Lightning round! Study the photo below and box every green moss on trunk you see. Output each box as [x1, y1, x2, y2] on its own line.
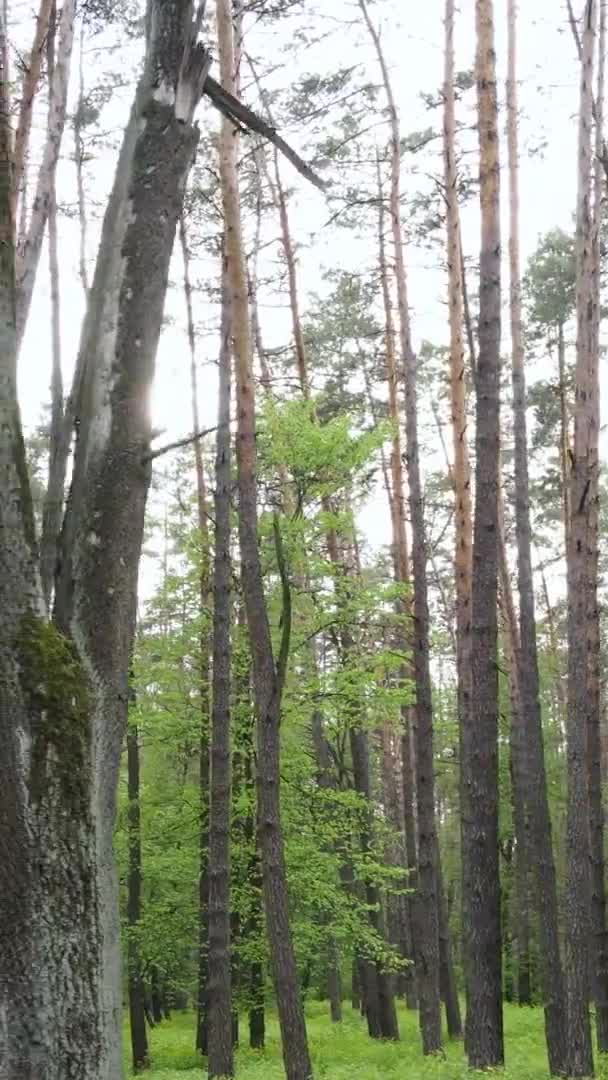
[17, 613, 91, 815]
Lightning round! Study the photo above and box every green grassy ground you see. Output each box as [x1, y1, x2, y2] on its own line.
[125, 1001, 608, 1079]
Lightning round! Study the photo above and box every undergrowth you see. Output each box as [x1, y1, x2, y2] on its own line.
[125, 1000, 608, 1079]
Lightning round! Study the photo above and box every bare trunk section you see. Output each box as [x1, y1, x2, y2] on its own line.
[215, 4, 312, 1077]
[74, 22, 90, 298]
[207, 246, 234, 1079]
[498, 553, 531, 1009]
[462, 0, 503, 1067]
[587, 0, 608, 1053]
[443, 0, 473, 772]
[360, 0, 441, 1051]
[565, 2, 597, 1074]
[127, 722, 150, 1072]
[376, 158, 418, 1013]
[506, 2, 567, 1070]
[180, 215, 213, 1057]
[11, 0, 54, 222]
[16, 0, 76, 350]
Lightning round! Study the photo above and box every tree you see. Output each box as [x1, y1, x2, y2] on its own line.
[0, 3, 209, 1075]
[565, 0, 599, 1073]
[358, 0, 441, 1052]
[461, 0, 503, 1067]
[506, 1, 567, 1072]
[127, 718, 150, 1072]
[215, 2, 313, 1077]
[207, 252, 234, 1078]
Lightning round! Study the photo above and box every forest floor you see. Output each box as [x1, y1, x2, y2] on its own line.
[124, 1000, 608, 1078]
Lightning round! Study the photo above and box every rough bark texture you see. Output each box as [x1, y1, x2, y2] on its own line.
[215, 3, 312, 1077]
[0, 8, 209, 1077]
[588, 0, 608, 1053]
[127, 723, 150, 1072]
[462, 0, 504, 1067]
[207, 251, 234, 1079]
[565, 2, 597, 1075]
[506, 2, 567, 1070]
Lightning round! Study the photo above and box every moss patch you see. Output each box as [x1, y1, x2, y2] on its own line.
[17, 613, 91, 815]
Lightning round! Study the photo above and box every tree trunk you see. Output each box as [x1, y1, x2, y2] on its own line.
[362, 5, 441, 1049]
[207, 247, 234, 1078]
[443, 0, 473, 782]
[127, 722, 150, 1072]
[506, 1, 567, 1068]
[215, 3, 312, 1076]
[15, 0, 76, 349]
[436, 838, 462, 1038]
[11, 0, 54, 221]
[0, 9, 209, 1077]
[462, 0, 503, 1067]
[181, 216, 213, 1058]
[565, 1, 597, 1074]
[588, 0, 608, 1053]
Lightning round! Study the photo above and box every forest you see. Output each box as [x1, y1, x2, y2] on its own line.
[0, 0, 606, 1078]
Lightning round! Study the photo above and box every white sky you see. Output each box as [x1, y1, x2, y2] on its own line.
[12, 0, 602, 581]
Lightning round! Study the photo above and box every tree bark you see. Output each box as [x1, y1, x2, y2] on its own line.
[461, 0, 503, 1067]
[11, 0, 54, 221]
[0, 9, 209, 1077]
[215, 3, 312, 1076]
[506, 1, 567, 1070]
[565, 2, 597, 1074]
[207, 246, 234, 1078]
[587, 0, 608, 1053]
[127, 721, 150, 1072]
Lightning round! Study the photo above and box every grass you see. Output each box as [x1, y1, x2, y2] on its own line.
[125, 1001, 608, 1079]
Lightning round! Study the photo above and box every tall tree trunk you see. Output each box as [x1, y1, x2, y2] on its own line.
[181, 216, 213, 1057]
[10, 0, 54, 221]
[15, 0, 76, 349]
[499, 574, 531, 1009]
[443, 0, 473, 774]
[216, 4, 312, 1077]
[0, 7, 209, 1077]
[462, 0, 503, 1067]
[360, 0, 441, 1051]
[207, 250, 233, 1079]
[587, 0, 608, 1053]
[565, 2, 597, 1074]
[506, 1, 567, 1070]
[127, 722, 150, 1073]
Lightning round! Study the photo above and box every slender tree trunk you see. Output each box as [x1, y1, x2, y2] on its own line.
[15, 0, 76, 349]
[443, 0, 473, 778]
[506, 1, 567, 1069]
[216, 4, 312, 1076]
[558, 323, 571, 549]
[127, 723, 149, 1072]
[587, 0, 608, 1053]
[360, 1, 441, 1049]
[181, 216, 213, 1057]
[565, 2, 597, 1074]
[499, 580, 531, 1009]
[462, 0, 503, 1067]
[207, 249, 234, 1078]
[10, 0, 54, 221]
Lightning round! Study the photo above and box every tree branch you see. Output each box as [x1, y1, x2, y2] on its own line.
[203, 73, 329, 191]
[144, 424, 221, 463]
